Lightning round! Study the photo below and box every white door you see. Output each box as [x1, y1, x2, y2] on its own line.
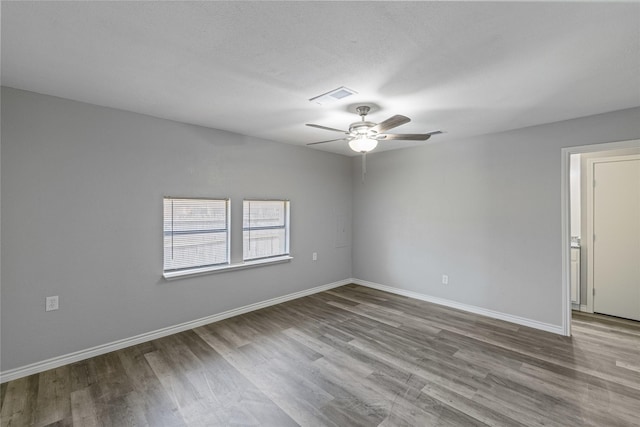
[592, 157, 640, 321]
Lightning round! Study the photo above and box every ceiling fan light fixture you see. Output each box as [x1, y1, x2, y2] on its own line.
[349, 135, 378, 153]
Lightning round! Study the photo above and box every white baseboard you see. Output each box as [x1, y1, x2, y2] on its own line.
[352, 278, 564, 335]
[580, 304, 589, 312]
[0, 279, 352, 384]
[2, 277, 565, 383]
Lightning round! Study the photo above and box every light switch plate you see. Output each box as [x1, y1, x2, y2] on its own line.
[46, 296, 59, 311]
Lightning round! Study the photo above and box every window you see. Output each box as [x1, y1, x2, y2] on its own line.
[243, 200, 290, 261]
[163, 197, 229, 272]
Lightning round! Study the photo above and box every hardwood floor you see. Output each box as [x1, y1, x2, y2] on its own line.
[2, 284, 639, 426]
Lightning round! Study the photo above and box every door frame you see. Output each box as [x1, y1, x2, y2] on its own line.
[560, 139, 640, 336]
[586, 154, 640, 314]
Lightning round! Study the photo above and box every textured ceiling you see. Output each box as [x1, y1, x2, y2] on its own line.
[2, 1, 639, 156]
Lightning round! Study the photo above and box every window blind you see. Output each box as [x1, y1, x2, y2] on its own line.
[243, 200, 290, 261]
[163, 197, 229, 272]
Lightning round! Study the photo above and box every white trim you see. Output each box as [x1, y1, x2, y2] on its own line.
[585, 156, 594, 313]
[0, 278, 351, 384]
[163, 255, 293, 280]
[580, 304, 588, 312]
[353, 278, 564, 335]
[561, 148, 572, 336]
[560, 139, 640, 336]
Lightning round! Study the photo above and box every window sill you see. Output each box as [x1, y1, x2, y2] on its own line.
[163, 255, 293, 281]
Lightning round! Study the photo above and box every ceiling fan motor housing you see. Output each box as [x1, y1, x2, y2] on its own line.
[349, 121, 377, 136]
[356, 105, 371, 116]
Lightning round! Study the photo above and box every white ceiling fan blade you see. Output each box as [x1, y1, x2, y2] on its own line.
[377, 133, 431, 141]
[306, 124, 349, 134]
[306, 138, 347, 146]
[371, 115, 410, 133]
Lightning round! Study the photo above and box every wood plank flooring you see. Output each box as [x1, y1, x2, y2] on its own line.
[2, 284, 639, 426]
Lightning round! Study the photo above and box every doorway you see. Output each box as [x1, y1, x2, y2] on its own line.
[561, 139, 640, 336]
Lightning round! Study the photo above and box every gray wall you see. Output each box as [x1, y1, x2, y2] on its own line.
[2, 85, 639, 373]
[1, 87, 352, 372]
[352, 107, 640, 327]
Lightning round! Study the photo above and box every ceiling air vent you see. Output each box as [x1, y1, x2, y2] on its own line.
[309, 86, 357, 105]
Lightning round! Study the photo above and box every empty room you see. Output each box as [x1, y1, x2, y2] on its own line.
[1, 1, 640, 426]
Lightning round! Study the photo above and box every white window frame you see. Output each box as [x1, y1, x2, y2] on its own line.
[243, 199, 290, 261]
[163, 196, 230, 275]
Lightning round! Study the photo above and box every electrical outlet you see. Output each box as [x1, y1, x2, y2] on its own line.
[312, 252, 318, 261]
[442, 275, 449, 285]
[46, 296, 59, 311]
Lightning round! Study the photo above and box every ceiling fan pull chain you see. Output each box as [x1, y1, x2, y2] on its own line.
[362, 152, 367, 183]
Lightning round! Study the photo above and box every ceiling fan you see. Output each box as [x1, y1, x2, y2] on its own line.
[306, 106, 442, 153]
